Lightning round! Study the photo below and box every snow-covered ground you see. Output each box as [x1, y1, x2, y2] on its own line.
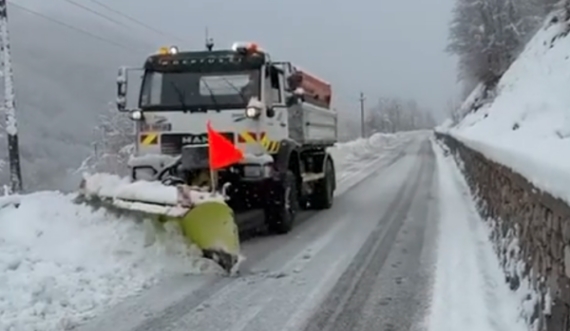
[426, 140, 531, 331]
[437, 13, 570, 205]
[0, 192, 218, 331]
[0, 132, 401, 331]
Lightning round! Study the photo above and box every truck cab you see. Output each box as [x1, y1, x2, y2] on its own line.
[116, 42, 337, 234]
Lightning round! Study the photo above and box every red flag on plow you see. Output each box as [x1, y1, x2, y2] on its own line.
[207, 121, 244, 170]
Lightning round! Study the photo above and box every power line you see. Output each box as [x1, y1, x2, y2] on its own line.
[84, 0, 186, 43]
[60, 0, 131, 29]
[8, 2, 142, 52]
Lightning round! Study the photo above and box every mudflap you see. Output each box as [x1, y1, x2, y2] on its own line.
[160, 201, 241, 275]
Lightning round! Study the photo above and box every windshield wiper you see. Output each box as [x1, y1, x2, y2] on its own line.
[169, 81, 193, 113]
[200, 79, 221, 111]
[220, 76, 249, 105]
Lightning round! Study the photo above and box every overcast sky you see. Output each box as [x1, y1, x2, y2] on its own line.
[16, 0, 459, 118]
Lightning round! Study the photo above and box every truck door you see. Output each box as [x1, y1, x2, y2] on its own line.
[265, 66, 288, 143]
[116, 67, 144, 152]
[117, 67, 144, 112]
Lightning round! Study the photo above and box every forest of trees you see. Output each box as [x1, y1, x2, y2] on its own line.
[363, 97, 436, 136]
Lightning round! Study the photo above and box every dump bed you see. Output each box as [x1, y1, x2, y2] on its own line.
[287, 102, 337, 147]
[277, 62, 337, 147]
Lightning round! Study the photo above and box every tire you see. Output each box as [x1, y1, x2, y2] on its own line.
[227, 181, 260, 211]
[264, 170, 299, 234]
[309, 157, 334, 210]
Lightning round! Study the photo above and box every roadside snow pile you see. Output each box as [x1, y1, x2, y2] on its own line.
[329, 131, 418, 173]
[439, 14, 570, 204]
[427, 140, 531, 331]
[0, 192, 219, 331]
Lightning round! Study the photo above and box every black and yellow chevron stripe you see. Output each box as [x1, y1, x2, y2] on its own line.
[260, 135, 280, 153]
[239, 131, 280, 153]
[140, 133, 158, 145]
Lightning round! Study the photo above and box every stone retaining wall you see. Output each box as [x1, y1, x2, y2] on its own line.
[435, 132, 570, 331]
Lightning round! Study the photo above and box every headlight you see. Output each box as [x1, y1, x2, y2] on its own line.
[129, 110, 143, 120]
[245, 107, 260, 118]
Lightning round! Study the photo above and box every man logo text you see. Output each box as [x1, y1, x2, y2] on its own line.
[182, 135, 207, 145]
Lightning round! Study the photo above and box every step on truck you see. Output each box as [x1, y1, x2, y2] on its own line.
[77, 41, 338, 274]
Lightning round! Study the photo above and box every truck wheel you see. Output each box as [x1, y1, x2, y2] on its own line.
[264, 170, 299, 234]
[310, 158, 334, 210]
[227, 182, 260, 211]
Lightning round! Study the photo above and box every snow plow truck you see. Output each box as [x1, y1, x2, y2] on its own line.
[77, 42, 338, 274]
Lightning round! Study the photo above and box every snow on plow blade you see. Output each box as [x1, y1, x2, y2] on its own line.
[77, 174, 241, 274]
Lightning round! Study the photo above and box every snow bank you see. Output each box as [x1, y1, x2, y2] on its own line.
[443, 15, 570, 204]
[329, 131, 418, 173]
[427, 139, 531, 331]
[0, 192, 222, 331]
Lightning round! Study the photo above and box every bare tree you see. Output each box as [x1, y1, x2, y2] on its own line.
[365, 97, 436, 134]
[448, 0, 547, 85]
[75, 104, 134, 175]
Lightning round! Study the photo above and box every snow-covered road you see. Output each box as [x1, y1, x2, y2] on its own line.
[75, 133, 424, 331]
[76, 133, 433, 331]
[1, 132, 531, 331]
[302, 138, 437, 331]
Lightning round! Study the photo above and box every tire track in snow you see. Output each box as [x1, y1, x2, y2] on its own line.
[355, 143, 437, 331]
[158, 140, 426, 331]
[302, 140, 434, 331]
[143, 143, 418, 331]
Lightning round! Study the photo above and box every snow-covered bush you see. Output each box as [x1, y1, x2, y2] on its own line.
[74, 104, 134, 176]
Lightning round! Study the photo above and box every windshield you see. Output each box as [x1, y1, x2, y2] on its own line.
[139, 70, 261, 111]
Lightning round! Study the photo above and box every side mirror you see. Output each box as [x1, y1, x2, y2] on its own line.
[266, 107, 275, 118]
[117, 66, 128, 112]
[286, 96, 299, 107]
[286, 88, 305, 107]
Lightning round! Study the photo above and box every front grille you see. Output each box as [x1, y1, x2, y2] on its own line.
[181, 146, 209, 169]
[160, 142, 180, 155]
[160, 132, 235, 155]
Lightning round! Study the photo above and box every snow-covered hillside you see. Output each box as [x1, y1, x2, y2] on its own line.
[2, 3, 154, 191]
[439, 13, 570, 205]
[0, 133, 400, 331]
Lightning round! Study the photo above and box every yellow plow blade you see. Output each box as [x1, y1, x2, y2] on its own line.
[76, 174, 241, 274]
[160, 201, 240, 274]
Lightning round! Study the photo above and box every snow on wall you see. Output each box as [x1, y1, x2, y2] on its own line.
[428, 139, 533, 331]
[444, 13, 570, 206]
[438, 139, 543, 330]
[433, 17, 570, 325]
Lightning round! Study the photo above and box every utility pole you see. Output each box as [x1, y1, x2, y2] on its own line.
[0, 0, 23, 193]
[205, 26, 214, 51]
[359, 92, 365, 138]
